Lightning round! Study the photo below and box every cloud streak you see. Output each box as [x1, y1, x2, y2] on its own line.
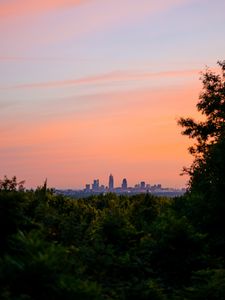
[3, 69, 200, 90]
[0, 56, 92, 62]
[0, 0, 189, 53]
[0, 0, 186, 19]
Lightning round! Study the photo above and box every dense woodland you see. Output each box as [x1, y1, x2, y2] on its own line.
[0, 61, 225, 299]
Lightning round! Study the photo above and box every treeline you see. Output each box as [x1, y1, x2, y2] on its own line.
[0, 177, 224, 300]
[0, 61, 224, 299]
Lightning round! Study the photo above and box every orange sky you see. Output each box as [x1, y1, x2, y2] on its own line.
[0, 81, 201, 188]
[0, 0, 224, 188]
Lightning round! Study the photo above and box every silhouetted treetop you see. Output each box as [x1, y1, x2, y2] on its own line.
[0, 175, 25, 192]
[178, 60, 225, 157]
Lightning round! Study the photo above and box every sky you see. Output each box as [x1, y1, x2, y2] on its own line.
[0, 0, 225, 189]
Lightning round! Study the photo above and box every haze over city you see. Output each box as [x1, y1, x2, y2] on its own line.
[1, 0, 225, 189]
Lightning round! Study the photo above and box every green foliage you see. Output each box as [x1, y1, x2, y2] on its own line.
[0, 176, 25, 192]
[178, 60, 225, 183]
[178, 61, 225, 259]
[0, 190, 30, 253]
[0, 173, 223, 299]
[150, 212, 206, 288]
[179, 269, 225, 300]
[0, 230, 102, 300]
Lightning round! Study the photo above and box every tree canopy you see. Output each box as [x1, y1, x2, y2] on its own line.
[178, 60, 225, 187]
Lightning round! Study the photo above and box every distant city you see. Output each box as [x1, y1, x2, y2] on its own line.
[56, 174, 186, 198]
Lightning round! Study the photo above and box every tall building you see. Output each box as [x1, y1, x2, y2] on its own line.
[109, 174, 114, 190]
[140, 181, 146, 189]
[122, 178, 127, 189]
[85, 184, 90, 191]
[92, 179, 99, 190]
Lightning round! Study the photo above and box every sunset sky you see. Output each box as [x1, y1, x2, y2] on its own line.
[1, 0, 225, 189]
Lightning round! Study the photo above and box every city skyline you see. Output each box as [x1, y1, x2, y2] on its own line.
[83, 174, 180, 190]
[56, 173, 185, 198]
[1, 0, 225, 188]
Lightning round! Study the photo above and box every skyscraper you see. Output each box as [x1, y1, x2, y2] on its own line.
[122, 178, 127, 190]
[92, 179, 99, 190]
[109, 174, 114, 190]
[140, 181, 146, 189]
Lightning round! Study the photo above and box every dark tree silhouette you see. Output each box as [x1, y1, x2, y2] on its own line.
[178, 60, 225, 258]
[0, 175, 25, 191]
[178, 60, 225, 188]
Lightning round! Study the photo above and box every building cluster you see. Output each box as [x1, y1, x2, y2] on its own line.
[56, 174, 186, 198]
[82, 174, 185, 197]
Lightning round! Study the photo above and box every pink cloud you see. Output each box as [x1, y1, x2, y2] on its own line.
[0, 0, 86, 18]
[0, 0, 187, 19]
[0, 0, 189, 53]
[0, 56, 91, 62]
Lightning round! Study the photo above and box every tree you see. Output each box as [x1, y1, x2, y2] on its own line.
[0, 175, 25, 192]
[178, 60, 225, 189]
[178, 60, 225, 257]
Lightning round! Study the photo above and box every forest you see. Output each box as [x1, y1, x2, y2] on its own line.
[0, 61, 224, 300]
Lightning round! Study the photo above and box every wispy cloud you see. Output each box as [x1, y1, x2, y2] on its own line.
[0, 56, 93, 62]
[0, 0, 86, 18]
[3, 69, 200, 90]
[0, 0, 189, 52]
[0, 0, 187, 19]
[0, 100, 17, 110]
